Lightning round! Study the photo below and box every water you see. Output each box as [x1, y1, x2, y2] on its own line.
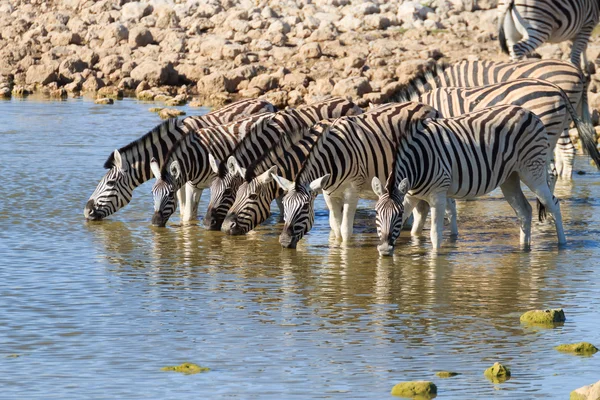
[1, 97, 599, 399]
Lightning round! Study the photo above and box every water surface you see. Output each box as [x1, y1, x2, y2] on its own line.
[1, 97, 599, 399]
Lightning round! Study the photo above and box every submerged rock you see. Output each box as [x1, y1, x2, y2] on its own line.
[520, 309, 566, 325]
[148, 107, 163, 113]
[484, 362, 511, 383]
[555, 342, 598, 356]
[571, 380, 600, 400]
[161, 362, 209, 374]
[158, 108, 185, 119]
[435, 371, 459, 378]
[94, 98, 114, 105]
[390, 381, 437, 398]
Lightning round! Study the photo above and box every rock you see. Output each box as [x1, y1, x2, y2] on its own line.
[248, 74, 279, 93]
[395, 60, 435, 85]
[129, 27, 153, 47]
[520, 309, 566, 325]
[11, 86, 31, 97]
[436, 371, 459, 378]
[161, 362, 209, 374]
[94, 98, 114, 104]
[571, 380, 600, 400]
[25, 64, 58, 85]
[197, 72, 235, 95]
[82, 75, 105, 92]
[390, 381, 437, 398]
[0, 86, 10, 98]
[555, 342, 598, 356]
[137, 90, 155, 101]
[130, 61, 178, 86]
[200, 37, 229, 60]
[97, 86, 123, 99]
[122, 2, 153, 21]
[484, 362, 511, 383]
[282, 73, 309, 88]
[158, 108, 186, 119]
[332, 77, 372, 98]
[299, 43, 322, 59]
[165, 94, 187, 106]
[262, 90, 288, 109]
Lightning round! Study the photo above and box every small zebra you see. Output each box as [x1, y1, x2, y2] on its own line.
[268, 102, 440, 248]
[498, 0, 600, 74]
[208, 98, 362, 231]
[151, 97, 361, 227]
[394, 59, 595, 178]
[84, 98, 275, 220]
[372, 104, 566, 255]
[400, 78, 599, 186]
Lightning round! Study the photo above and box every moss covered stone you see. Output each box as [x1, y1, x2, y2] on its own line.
[555, 342, 598, 355]
[435, 371, 459, 378]
[158, 108, 186, 119]
[484, 362, 511, 383]
[148, 107, 163, 113]
[390, 381, 437, 398]
[520, 309, 565, 325]
[161, 362, 210, 374]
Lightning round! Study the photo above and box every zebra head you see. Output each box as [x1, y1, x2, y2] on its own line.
[84, 149, 133, 221]
[372, 176, 409, 256]
[204, 155, 246, 231]
[150, 158, 181, 227]
[272, 173, 330, 249]
[221, 164, 279, 235]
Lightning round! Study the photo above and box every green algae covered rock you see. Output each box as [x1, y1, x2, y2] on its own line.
[555, 342, 598, 356]
[391, 381, 437, 398]
[570, 380, 600, 400]
[161, 362, 210, 374]
[435, 371, 459, 378]
[520, 309, 565, 325]
[148, 107, 163, 113]
[484, 362, 511, 383]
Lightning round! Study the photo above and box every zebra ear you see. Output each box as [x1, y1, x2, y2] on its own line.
[397, 178, 410, 196]
[309, 174, 330, 192]
[227, 156, 246, 177]
[113, 149, 127, 171]
[169, 160, 181, 180]
[371, 177, 385, 197]
[271, 173, 294, 192]
[208, 154, 220, 174]
[257, 165, 278, 184]
[150, 157, 161, 180]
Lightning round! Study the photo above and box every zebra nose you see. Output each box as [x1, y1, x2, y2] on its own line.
[377, 243, 394, 257]
[152, 211, 167, 227]
[84, 199, 100, 220]
[204, 217, 221, 231]
[279, 232, 298, 249]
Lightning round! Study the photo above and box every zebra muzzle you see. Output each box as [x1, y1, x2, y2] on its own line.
[84, 199, 101, 220]
[221, 217, 242, 235]
[152, 212, 168, 227]
[377, 242, 395, 257]
[279, 232, 298, 249]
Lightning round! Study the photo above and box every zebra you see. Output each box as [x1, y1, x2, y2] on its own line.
[267, 102, 441, 248]
[399, 78, 600, 188]
[497, 0, 600, 75]
[394, 58, 595, 178]
[372, 104, 566, 255]
[151, 97, 361, 227]
[83, 98, 275, 221]
[207, 97, 362, 231]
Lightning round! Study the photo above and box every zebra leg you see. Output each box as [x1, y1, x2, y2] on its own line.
[428, 192, 447, 250]
[341, 191, 360, 242]
[177, 185, 186, 218]
[323, 193, 343, 239]
[181, 184, 202, 222]
[555, 129, 575, 179]
[191, 186, 202, 219]
[571, 26, 593, 80]
[411, 200, 430, 236]
[502, 3, 548, 60]
[547, 158, 558, 195]
[275, 196, 284, 223]
[500, 173, 532, 247]
[446, 198, 458, 237]
[523, 177, 567, 245]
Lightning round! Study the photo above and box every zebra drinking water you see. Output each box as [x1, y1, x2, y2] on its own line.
[84, 98, 275, 221]
[151, 97, 361, 227]
[208, 98, 362, 232]
[372, 104, 566, 255]
[268, 102, 440, 248]
[498, 0, 600, 74]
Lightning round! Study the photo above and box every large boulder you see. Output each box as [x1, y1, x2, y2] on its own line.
[332, 77, 372, 98]
[25, 63, 58, 85]
[130, 60, 178, 86]
[571, 380, 600, 400]
[197, 72, 236, 94]
[121, 2, 153, 21]
[129, 27, 153, 48]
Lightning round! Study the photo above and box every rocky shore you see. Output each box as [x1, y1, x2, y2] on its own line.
[2, 0, 600, 111]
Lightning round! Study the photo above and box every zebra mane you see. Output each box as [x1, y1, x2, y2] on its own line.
[243, 109, 311, 182]
[391, 61, 449, 103]
[294, 119, 339, 189]
[103, 118, 177, 169]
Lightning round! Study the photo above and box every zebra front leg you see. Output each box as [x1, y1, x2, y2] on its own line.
[177, 185, 186, 218]
[323, 193, 343, 239]
[523, 176, 567, 245]
[500, 173, 532, 247]
[428, 193, 447, 250]
[276, 196, 284, 223]
[411, 200, 430, 236]
[182, 184, 202, 222]
[446, 198, 458, 236]
[340, 190, 359, 242]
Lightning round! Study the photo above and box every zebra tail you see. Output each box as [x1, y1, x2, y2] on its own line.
[536, 199, 547, 222]
[569, 99, 600, 169]
[498, 1, 513, 55]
